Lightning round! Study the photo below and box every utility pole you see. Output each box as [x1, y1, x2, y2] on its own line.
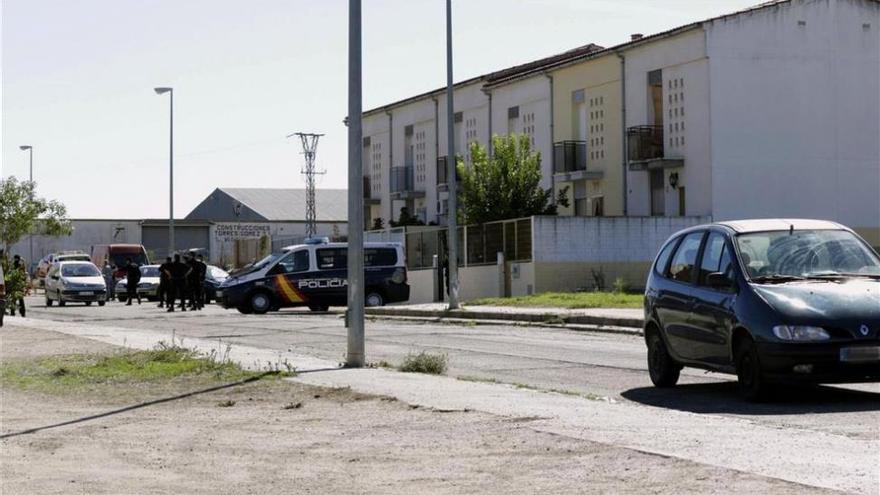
[154, 87, 175, 257]
[19, 145, 34, 265]
[288, 132, 325, 239]
[445, 0, 461, 309]
[346, 0, 365, 367]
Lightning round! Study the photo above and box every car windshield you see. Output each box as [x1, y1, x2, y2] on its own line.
[735, 229, 880, 280]
[208, 266, 228, 280]
[61, 263, 101, 277]
[141, 266, 160, 277]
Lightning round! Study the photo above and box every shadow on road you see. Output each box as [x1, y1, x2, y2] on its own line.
[622, 382, 880, 415]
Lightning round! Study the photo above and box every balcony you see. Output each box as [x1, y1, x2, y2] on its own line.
[627, 125, 684, 171]
[363, 176, 380, 205]
[390, 165, 424, 199]
[552, 140, 602, 182]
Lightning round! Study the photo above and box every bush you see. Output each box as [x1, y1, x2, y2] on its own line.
[399, 351, 447, 375]
[612, 277, 629, 294]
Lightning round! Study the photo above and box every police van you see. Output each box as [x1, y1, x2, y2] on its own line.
[217, 241, 409, 314]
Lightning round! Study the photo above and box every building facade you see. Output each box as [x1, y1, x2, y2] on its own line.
[360, 0, 879, 248]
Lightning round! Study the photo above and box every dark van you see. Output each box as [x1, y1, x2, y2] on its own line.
[91, 244, 151, 278]
[218, 241, 409, 314]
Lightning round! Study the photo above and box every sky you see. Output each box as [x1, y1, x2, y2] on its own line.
[2, 0, 760, 219]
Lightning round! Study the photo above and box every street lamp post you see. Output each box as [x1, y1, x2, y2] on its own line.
[154, 87, 175, 257]
[346, 0, 365, 367]
[445, 0, 461, 309]
[19, 145, 34, 266]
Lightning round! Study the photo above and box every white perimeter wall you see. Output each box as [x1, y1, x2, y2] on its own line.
[706, 0, 880, 231]
[8, 220, 143, 263]
[532, 215, 711, 263]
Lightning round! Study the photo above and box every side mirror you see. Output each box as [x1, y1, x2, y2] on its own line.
[706, 272, 734, 290]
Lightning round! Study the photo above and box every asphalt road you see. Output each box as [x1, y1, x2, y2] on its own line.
[15, 295, 879, 444]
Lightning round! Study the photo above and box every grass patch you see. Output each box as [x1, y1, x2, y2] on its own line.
[469, 291, 642, 309]
[0, 341, 260, 395]
[399, 351, 447, 375]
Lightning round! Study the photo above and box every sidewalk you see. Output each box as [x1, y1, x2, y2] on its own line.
[4, 316, 875, 494]
[366, 303, 645, 333]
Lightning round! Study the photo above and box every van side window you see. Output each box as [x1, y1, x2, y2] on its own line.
[317, 248, 347, 270]
[668, 232, 704, 283]
[365, 248, 397, 267]
[278, 250, 310, 273]
[654, 238, 678, 276]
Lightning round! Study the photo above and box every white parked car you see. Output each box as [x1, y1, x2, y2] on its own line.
[45, 261, 107, 307]
[116, 265, 162, 302]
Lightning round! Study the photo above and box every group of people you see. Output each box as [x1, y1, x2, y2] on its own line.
[157, 253, 208, 312]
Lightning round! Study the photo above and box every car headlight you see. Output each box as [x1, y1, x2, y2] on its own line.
[772, 325, 830, 341]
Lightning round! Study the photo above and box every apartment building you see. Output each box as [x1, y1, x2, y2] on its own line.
[360, 0, 879, 246]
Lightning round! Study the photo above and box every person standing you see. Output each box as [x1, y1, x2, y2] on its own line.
[157, 256, 172, 308]
[124, 258, 142, 305]
[10, 255, 27, 317]
[166, 254, 191, 312]
[194, 254, 208, 310]
[102, 259, 115, 302]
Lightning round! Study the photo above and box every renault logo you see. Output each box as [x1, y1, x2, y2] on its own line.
[860, 324, 870, 337]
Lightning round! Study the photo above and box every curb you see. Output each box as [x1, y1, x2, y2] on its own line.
[366, 313, 643, 336]
[365, 307, 644, 333]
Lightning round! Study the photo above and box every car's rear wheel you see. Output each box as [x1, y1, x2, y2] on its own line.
[647, 332, 681, 387]
[85, 301, 92, 306]
[249, 291, 271, 315]
[735, 338, 766, 401]
[365, 290, 385, 307]
[237, 305, 253, 315]
[98, 301, 105, 307]
[46, 295, 53, 307]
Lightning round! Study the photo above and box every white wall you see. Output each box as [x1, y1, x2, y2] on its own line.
[406, 268, 436, 304]
[532, 215, 711, 263]
[706, 0, 880, 233]
[623, 28, 711, 216]
[488, 76, 553, 188]
[459, 263, 502, 301]
[8, 219, 142, 264]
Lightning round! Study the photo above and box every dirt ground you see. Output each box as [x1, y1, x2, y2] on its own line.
[0, 326, 834, 495]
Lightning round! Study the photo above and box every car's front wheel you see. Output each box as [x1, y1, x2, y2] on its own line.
[249, 291, 272, 315]
[57, 291, 66, 307]
[735, 338, 766, 401]
[647, 332, 681, 387]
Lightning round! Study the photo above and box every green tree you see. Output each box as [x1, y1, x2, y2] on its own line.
[389, 207, 425, 227]
[456, 134, 567, 224]
[0, 177, 73, 253]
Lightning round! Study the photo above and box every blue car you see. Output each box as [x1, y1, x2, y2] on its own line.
[643, 219, 880, 400]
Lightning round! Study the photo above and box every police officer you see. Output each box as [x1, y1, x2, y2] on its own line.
[102, 259, 115, 302]
[193, 254, 208, 310]
[185, 254, 199, 310]
[157, 256, 172, 308]
[124, 258, 142, 305]
[166, 254, 191, 312]
[9, 255, 27, 317]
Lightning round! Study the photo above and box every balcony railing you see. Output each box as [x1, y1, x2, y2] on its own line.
[553, 141, 587, 173]
[390, 166, 414, 193]
[627, 125, 664, 162]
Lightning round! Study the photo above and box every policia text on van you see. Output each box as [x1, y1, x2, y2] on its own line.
[217, 242, 409, 314]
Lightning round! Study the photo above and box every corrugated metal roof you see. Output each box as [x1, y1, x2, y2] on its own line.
[219, 188, 348, 222]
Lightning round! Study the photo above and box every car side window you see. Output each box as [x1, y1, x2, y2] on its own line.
[668, 232, 704, 283]
[278, 250, 310, 273]
[653, 238, 678, 276]
[316, 248, 347, 270]
[698, 233, 726, 284]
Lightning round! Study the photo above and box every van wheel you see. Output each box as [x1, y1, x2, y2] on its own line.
[735, 338, 767, 401]
[365, 290, 385, 307]
[647, 332, 680, 387]
[249, 291, 272, 315]
[308, 304, 329, 312]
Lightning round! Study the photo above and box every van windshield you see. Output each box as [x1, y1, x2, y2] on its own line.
[736, 229, 880, 279]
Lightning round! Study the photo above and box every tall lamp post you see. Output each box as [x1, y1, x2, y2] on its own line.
[445, 0, 461, 309]
[154, 87, 175, 257]
[346, 0, 365, 367]
[19, 145, 34, 266]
